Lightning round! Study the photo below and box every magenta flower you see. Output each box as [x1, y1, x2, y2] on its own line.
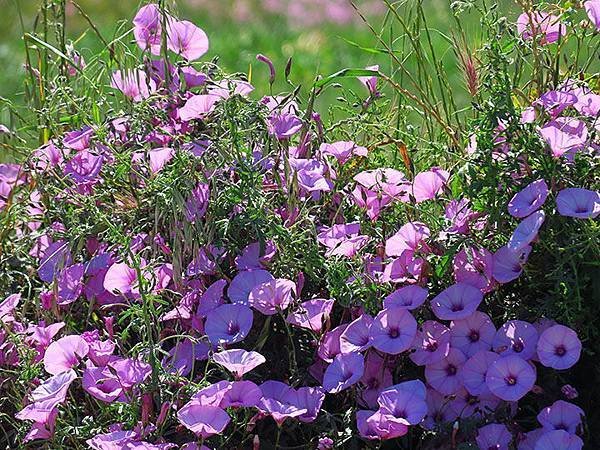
[184, 182, 210, 222]
[148, 147, 174, 174]
[485, 355, 536, 401]
[537, 324, 581, 370]
[221, 380, 262, 408]
[411, 168, 449, 203]
[517, 11, 565, 45]
[493, 319, 539, 360]
[476, 423, 512, 450]
[539, 118, 588, 158]
[378, 379, 427, 425]
[385, 222, 430, 256]
[56, 263, 85, 305]
[369, 306, 417, 355]
[352, 168, 410, 220]
[108, 357, 152, 389]
[257, 381, 307, 425]
[357, 65, 379, 95]
[228, 269, 274, 306]
[409, 320, 450, 366]
[82, 366, 124, 403]
[205, 304, 253, 345]
[177, 404, 230, 438]
[16, 369, 77, 423]
[424, 348, 466, 395]
[507, 210, 545, 251]
[462, 350, 499, 395]
[268, 113, 303, 139]
[431, 282, 483, 321]
[556, 188, 600, 219]
[492, 245, 532, 283]
[286, 298, 334, 332]
[422, 388, 457, 430]
[585, 0, 600, 29]
[235, 240, 277, 270]
[340, 315, 373, 353]
[63, 126, 94, 150]
[43, 335, 89, 375]
[534, 430, 583, 450]
[213, 349, 265, 378]
[508, 179, 549, 218]
[133, 4, 162, 54]
[317, 222, 369, 258]
[111, 70, 156, 101]
[166, 20, 209, 61]
[356, 409, 408, 440]
[163, 338, 209, 376]
[248, 278, 296, 315]
[178, 94, 220, 121]
[103, 262, 140, 298]
[537, 400, 584, 434]
[319, 141, 367, 164]
[323, 352, 364, 393]
[453, 247, 495, 293]
[383, 285, 428, 310]
[0, 293, 20, 323]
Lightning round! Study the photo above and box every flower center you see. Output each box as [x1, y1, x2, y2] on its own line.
[468, 330, 480, 342]
[388, 328, 400, 338]
[227, 322, 240, 335]
[555, 345, 566, 356]
[512, 341, 524, 353]
[425, 341, 439, 352]
[451, 303, 464, 312]
[446, 364, 457, 376]
[505, 375, 517, 386]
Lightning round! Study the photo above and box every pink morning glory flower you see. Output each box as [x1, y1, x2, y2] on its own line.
[319, 141, 367, 164]
[43, 335, 89, 375]
[323, 352, 364, 393]
[286, 298, 334, 333]
[508, 179, 549, 218]
[485, 355, 536, 401]
[385, 222, 430, 256]
[177, 404, 230, 439]
[383, 285, 428, 310]
[133, 4, 163, 54]
[539, 118, 588, 158]
[431, 282, 483, 321]
[411, 168, 450, 203]
[377, 379, 427, 425]
[340, 314, 373, 354]
[585, 0, 600, 29]
[166, 20, 209, 61]
[536, 324, 582, 370]
[178, 94, 221, 121]
[110, 70, 156, 102]
[212, 349, 266, 378]
[369, 306, 417, 355]
[517, 11, 565, 45]
[424, 348, 466, 395]
[409, 320, 451, 366]
[248, 278, 296, 315]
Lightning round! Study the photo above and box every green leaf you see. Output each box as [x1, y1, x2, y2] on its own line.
[314, 68, 379, 89]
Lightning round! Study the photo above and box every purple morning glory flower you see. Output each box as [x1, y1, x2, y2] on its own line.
[358, 352, 393, 409]
[133, 4, 162, 54]
[317, 324, 347, 362]
[356, 409, 408, 440]
[462, 350, 499, 395]
[268, 113, 303, 139]
[177, 404, 230, 439]
[409, 320, 451, 366]
[16, 369, 77, 423]
[536, 91, 577, 117]
[221, 380, 262, 408]
[556, 188, 600, 219]
[485, 355, 536, 401]
[424, 348, 466, 395]
[431, 283, 483, 320]
[38, 240, 72, 283]
[43, 335, 89, 375]
[184, 182, 210, 222]
[450, 311, 496, 357]
[227, 269, 274, 306]
[492, 245, 532, 283]
[507, 210, 545, 251]
[537, 400, 584, 434]
[534, 430, 583, 450]
[340, 315, 373, 353]
[296, 386, 325, 423]
[204, 304, 253, 345]
[493, 320, 539, 360]
[248, 278, 296, 315]
[536, 324, 581, 370]
[286, 299, 334, 332]
[369, 306, 417, 355]
[212, 349, 265, 378]
[539, 118, 588, 158]
[476, 423, 512, 450]
[508, 179, 549, 218]
[257, 380, 307, 426]
[56, 263, 85, 305]
[82, 366, 124, 403]
[383, 285, 428, 310]
[377, 379, 427, 425]
[319, 141, 367, 164]
[323, 352, 364, 393]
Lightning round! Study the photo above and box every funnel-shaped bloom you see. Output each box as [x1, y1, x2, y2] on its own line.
[228, 269, 274, 306]
[534, 430, 583, 450]
[556, 188, 600, 219]
[356, 409, 408, 440]
[111, 70, 156, 102]
[424, 348, 466, 395]
[493, 320, 539, 360]
[286, 299, 334, 332]
[385, 222, 430, 256]
[340, 315, 373, 353]
[537, 324, 581, 370]
[539, 118, 588, 158]
[221, 380, 262, 408]
[370, 307, 417, 355]
[485, 355, 536, 401]
[450, 311, 496, 357]
[323, 352, 364, 393]
[16, 370, 77, 423]
[508, 179, 549, 218]
[177, 404, 230, 439]
[431, 283, 483, 320]
[377, 379, 427, 425]
[383, 285, 428, 310]
[257, 380, 307, 426]
[167, 20, 209, 61]
[213, 349, 265, 378]
[508, 211, 545, 251]
[517, 11, 565, 44]
[204, 304, 253, 345]
[537, 400, 584, 434]
[248, 278, 296, 315]
[410, 320, 450, 366]
[44, 335, 89, 375]
[492, 245, 532, 283]
[476, 423, 512, 450]
[133, 4, 162, 54]
[462, 350, 499, 395]
[411, 168, 449, 203]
